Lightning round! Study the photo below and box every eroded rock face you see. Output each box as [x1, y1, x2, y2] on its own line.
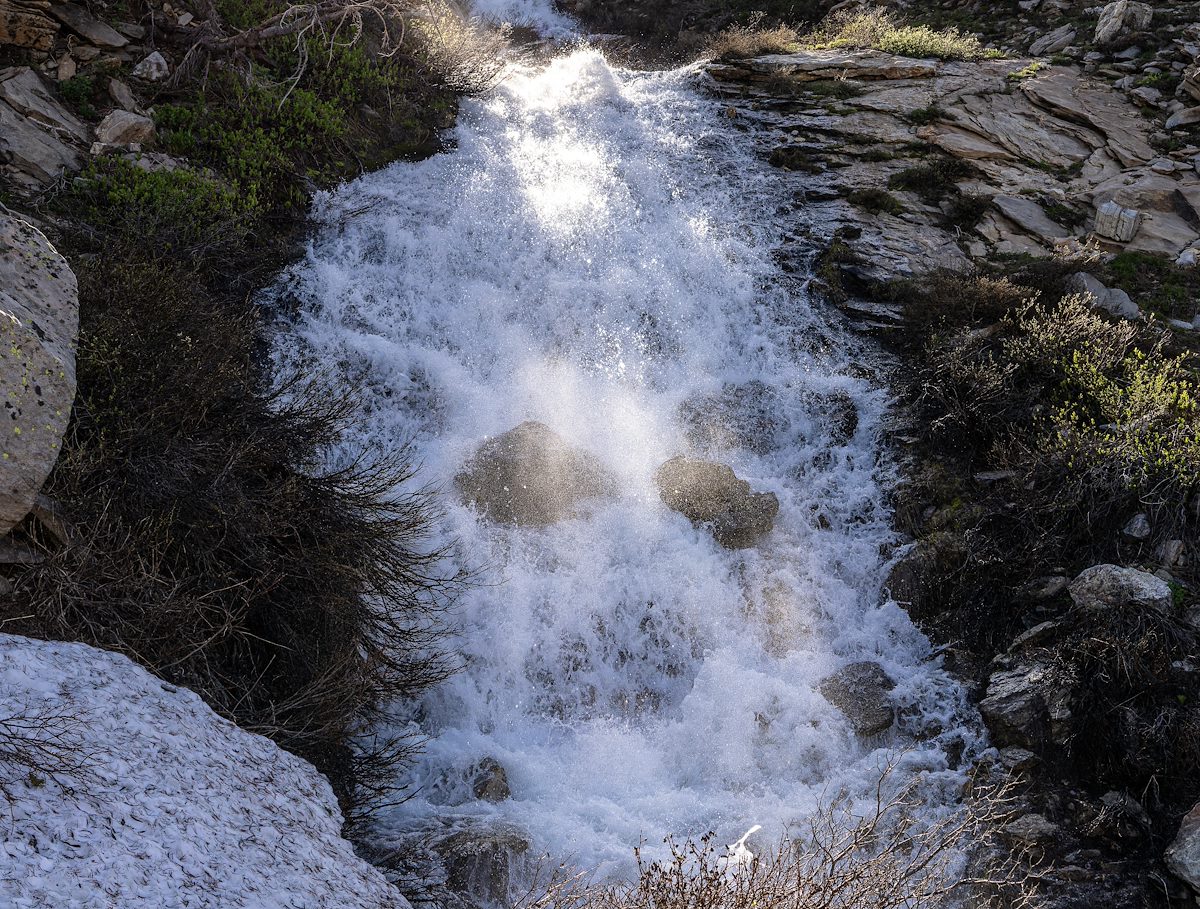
[1067, 564, 1174, 612]
[0, 67, 84, 189]
[455, 421, 614, 526]
[0, 0, 58, 51]
[0, 215, 78, 534]
[655, 455, 778, 549]
[819, 661, 896, 736]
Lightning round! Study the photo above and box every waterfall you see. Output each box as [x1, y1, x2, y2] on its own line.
[272, 13, 980, 891]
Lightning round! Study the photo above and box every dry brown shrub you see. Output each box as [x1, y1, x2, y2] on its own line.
[520, 764, 1041, 909]
[706, 13, 800, 61]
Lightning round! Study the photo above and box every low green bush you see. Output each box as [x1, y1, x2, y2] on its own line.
[847, 187, 905, 214]
[809, 8, 987, 61]
[66, 159, 252, 260]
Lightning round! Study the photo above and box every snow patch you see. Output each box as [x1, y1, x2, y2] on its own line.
[0, 634, 408, 909]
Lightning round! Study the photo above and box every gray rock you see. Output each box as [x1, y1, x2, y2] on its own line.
[1030, 25, 1077, 57]
[1166, 801, 1200, 895]
[0, 215, 78, 534]
[979, 664, 1048, 748]
[0, 99, 82, 186]
[1167, 107, 1200, 130]
[999, 746, 1040, 772]
[1122, 513, 1151, 540]
[95, 109, 155, 146]
[1094, 1, 1153, 46]
[993, 195, 1071, 240]
[48, 1, 128, 47]
[1094, 200, 1141, 242]
[0, 67, 87, 142]
[131, 51, 169, 82]
[107, 78, 138, 112]
[1154, 539, 1185, 567]
[819, 661, 896, 736]
[1068, 564, 1173, 611]
[455, 421, 614, 526]
[655, 456, 778, 549]
[1067, 273, 1140, 319]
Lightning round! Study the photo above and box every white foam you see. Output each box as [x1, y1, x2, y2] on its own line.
[273, 49, 980, 882]
[467, 0, 577, 35]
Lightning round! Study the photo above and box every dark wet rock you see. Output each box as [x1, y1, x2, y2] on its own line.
[432, 824, 529, 905]
[471, 758, 510, 803]
[819, 660, 896, 736]
[655, 455, 778, 549]
[978, 664, 1048, 749]
[455, 421, 614, 526]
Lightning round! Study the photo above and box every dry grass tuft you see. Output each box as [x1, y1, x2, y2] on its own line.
[706, 13, 800, 61]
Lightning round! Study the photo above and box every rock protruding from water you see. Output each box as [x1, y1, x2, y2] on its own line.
[0, 214, 78, 534]
[455, 421, 614, 526]
[655, 456, 779, 549]
[471, 757, 511, 803]
[819, 661, 896, 736]
[433, 824, 530, 905]
[1068, 564, 1173, 612]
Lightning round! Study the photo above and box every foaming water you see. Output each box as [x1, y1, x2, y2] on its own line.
[273, 47, 979, 883]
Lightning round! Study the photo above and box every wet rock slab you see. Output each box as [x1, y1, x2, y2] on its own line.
[819, 660, 896, 736]
[455, 421, 614, 526]
[655, 455, 779, 549]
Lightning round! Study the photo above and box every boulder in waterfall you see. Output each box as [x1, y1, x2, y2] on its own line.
[0, 214, 78, 535]
[1067, 564, 1173, 612]
[1167, 802, 1200, 896]
[655, 456, 778, 549]
[1094, 1, 1153, 46]
[455, 421, 614, 526]
[472, 757, 511, 803]
[433, 824, 530, 904]
[819, 661, 896, 736]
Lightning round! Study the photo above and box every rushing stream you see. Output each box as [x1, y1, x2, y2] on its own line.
[273, 2, 980, 895]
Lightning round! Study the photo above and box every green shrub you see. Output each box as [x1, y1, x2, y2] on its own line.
[889, 157, 974, 199]
[847, 187, 905, 214]
[65, 159, 252, 260]
[906, 105, 945, 125]
[809, 8, 987, 61]
[58, 75, 97, 118]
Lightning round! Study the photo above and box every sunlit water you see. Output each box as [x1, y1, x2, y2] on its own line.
[272, 5, 980, 892]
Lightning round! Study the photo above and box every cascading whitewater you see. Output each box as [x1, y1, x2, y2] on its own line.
[272, 19, 980, 888]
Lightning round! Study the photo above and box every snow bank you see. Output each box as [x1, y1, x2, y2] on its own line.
[0, 634, 408, 909]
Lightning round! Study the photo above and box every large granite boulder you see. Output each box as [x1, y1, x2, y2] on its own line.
[0, 215, 78, 534]
[819, 660, 896, 736]
[655, 455, 779, 549]
[455, 421, 614, 526]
